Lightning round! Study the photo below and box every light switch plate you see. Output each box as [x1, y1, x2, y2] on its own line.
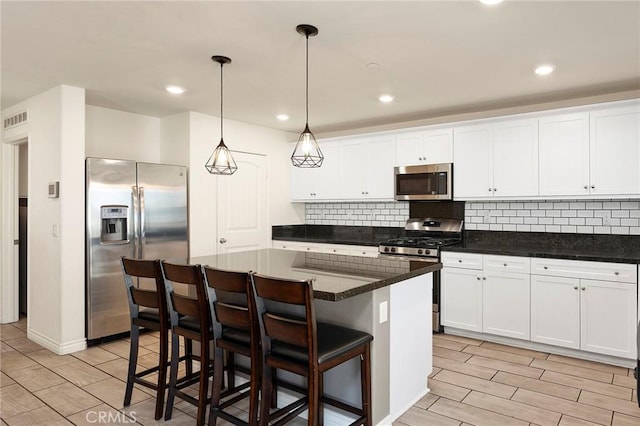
[379, 301, 388, 324]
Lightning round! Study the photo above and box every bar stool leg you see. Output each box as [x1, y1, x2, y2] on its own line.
[164, 331, 180, 421]
[154, 328, 169, 420]
[317, 372, 324, 426]
[361, 347, 372, 426]
[308, 369, 319, 426]
[195, 339, 210, 426]
[207, 347, 225, 426]
[226, 350, 235, 390]
[185, 337, 193, 376]
[124, 324, 140, 407]
[259, 364, 274, 426]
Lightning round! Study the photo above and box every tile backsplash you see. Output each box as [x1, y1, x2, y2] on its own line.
[305, 202, 409, 227]
[305, 199, 640, 235]
[465, 200, 640, 235]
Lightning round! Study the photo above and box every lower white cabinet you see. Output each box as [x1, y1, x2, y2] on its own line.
[271, 240, 379, 258]
[483, 271, 530, 340]
[441, 267, 483, 332]
[531, 274, 638, 358]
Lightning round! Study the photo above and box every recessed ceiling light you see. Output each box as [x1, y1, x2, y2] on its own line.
[276, 114, 290, 121]
[479, 0, 504, 5]
[534, 64, 556, 76]
[165, 85, 185, 94]
[378, 94, 394, 103]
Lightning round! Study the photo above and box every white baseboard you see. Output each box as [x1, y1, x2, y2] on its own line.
[444, 327, 636, 368]
[377, 387, 429, 426]
[28, 328, 86, 355]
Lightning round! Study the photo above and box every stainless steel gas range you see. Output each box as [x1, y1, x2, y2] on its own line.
[379, 217, 463, 332]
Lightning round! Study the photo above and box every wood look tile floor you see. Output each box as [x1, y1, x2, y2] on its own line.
[1, 318, 639, 425]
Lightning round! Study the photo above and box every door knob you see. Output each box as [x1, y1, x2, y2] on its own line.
[219, 238, 227, 244]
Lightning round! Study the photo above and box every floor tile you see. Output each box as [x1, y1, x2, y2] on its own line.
[34, 382, 102, 417]
[541, 370, 632, 400]
[433, 346, 472, 363]
[461, 345, 534, 366]
[466, 355, 544, 379]
[492, 371, 581, 401]
[0, 342, 16, 353]
[431, 370, 516, 399]
[613, 373, 638, 390]
[100, 340, 152, 359]
[558, 415, 602, 426]
[66, 403, 138, 426]
[577, 390, 640, 418]
[0, 383, 45, 418]
[121, 398, 196, 425]
[94, 357, 130, 381]
[462, 390, 561, 426]
[428, 397, 528, 426]
[0, 372, 15, 388]
[510, 388, 612, 425]
[530, 358, 614, 383]
[413, 392, 439, 410]
[613, 412, 640, 426]
[427, 378, 471, 402]
[27, 349, 76, 369]
[546, 353, 629, 376]
[433, 355, 497, 380]
[0, 351, 40, 372]
[82, 377, 151, 409]
[433, 336, 468, 351]
[478, 341, 549, 360]
[429, 367, 442, 378]
[0, 325, 26, 341]
[5, 365, 66, 392]
[72, 346, 121, 366]
[52, 360, 111, 387]
[396, 406, 461, 426]
[433, 334, 483, 346]
[3, 405, 72, 425]
[4, 337, 45, 353]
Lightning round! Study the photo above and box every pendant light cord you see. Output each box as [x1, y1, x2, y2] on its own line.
[305, 34, 309, 125]
[220, 62, 224, 139]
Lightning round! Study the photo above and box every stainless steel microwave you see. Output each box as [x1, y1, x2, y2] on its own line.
[394, 163, 453, 201]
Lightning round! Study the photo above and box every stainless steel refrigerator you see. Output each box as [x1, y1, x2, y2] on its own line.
[86, 158, 188, 341]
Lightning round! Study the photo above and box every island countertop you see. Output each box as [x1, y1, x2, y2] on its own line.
[187, 249, 441, 301]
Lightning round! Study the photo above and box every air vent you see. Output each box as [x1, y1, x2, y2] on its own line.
[3, 111, 28, 129]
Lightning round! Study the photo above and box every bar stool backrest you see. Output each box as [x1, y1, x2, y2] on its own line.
[250, 273, 318, 364]
[160, 262, 210, 332]
[202, 267, 253, 339]
[121, 257, 167, 320]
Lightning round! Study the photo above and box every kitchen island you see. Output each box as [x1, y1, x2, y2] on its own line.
[188, 249, 440, 425]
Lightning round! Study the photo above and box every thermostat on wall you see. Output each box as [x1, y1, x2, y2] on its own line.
[48, 181, 59, 198]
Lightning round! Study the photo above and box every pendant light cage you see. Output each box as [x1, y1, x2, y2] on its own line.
[205, 55, 238, 175]
[291, 24, 324, 168]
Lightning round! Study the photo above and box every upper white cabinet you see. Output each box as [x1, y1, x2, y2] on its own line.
[590, 103, 640, 196]
[538, 112, 590, 197]
[454, 118, 538, 199]
[396, 128, 453, 166]
[338, 136, 396, 200]
[290, 142, 340, 201]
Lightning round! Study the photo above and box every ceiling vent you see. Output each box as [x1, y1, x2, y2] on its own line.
[3, 111, 28, 129]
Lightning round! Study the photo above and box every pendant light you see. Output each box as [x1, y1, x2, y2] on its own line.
[205, 55, 238, 175]
[291, 24, 324, 168]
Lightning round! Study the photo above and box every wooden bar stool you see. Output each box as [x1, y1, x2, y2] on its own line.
[251, 273, 373, 426]
[161, 261, 215, 426]
[203, 266, 260, 426]
[120, 257, 170, 420]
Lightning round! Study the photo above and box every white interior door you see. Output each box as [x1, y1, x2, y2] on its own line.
[217, 152, 268, 254]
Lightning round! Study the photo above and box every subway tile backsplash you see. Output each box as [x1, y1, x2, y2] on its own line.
[305, 202, 409, 227]
[465, 199, 640, 235]
[305, 199, 640, 235]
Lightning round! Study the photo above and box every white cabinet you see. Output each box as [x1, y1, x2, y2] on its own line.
[538, 112, 590, 197]
[441, 252, 530, 338]
[338, 136, 396, 200]
[271, 240, 379, 258]
[590, 103, 640, 196]
[453, 118, 538, 199]
[531, 258, 638, 359]
[396, 128, 453, 166]
[290, 142, 340, 201]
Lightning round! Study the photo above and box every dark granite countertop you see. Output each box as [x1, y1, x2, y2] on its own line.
[272, 224, 404, 247]
[188, 249, 440, 301]
[442, 231, 640, 264]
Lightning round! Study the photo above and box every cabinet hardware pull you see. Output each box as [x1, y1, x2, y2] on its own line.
[488, 188, 492, 192]
[493, 188, 497, 192]
[583, 185, 588, 189]
[591, 185, 595, 189]
[614, 271, 620, 275]
[458, 259, 462, 263]
[503, 263, 507, 267]
[543, 266, 548, 270]
[476, 277, 481, 280]
[482, 277, 486, 280]
[573, 286, 578, 290]
[581, 286, 586, 291]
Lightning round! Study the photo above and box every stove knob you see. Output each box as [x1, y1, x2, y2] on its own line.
[384, 247, 390, 252]
[417, 249, 423, 255]
[390, 247, 396, 253]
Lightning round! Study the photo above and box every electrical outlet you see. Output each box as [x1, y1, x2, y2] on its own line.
[603, 211, 612, 226]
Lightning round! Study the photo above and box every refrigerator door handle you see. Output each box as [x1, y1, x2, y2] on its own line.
[139, 186, 146, 259]
[132, 186, 140, 258]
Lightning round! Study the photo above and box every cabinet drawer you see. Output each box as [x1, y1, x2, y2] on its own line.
[441, 252, 483, 270]
[322, 244, 353, 256]
[272, 241, 301, 251]
[531, 258, 637, 284]
[350, 246, 379, 258]
[483, 255, 530, 274]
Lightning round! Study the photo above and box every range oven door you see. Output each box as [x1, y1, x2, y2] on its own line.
[394, 163, 452, 201]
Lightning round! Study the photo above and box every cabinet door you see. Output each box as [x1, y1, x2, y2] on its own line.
[422, 128, 454, 164]
[492, 119, 538, 197]
[530, 275, 580, 349]
[580, 279, 638, 359]
[365, 136, 396, 199]
[291, 143, 340, 201]
[441, 267, 482, 332]
[453, 125, 493, 199]
[590, 103, 640, 195]
[338, 140, 366, 199]
[538, 113, 590, 196]
[483, 272, 530, 340]
[396, 132, 425, 166]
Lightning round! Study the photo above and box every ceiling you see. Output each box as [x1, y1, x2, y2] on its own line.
[2, 1, 639, 134]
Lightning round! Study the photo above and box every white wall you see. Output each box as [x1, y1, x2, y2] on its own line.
[160, 112, 190, 166]
[85, 106, 161, 162]
[1, 85, 86, 353]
